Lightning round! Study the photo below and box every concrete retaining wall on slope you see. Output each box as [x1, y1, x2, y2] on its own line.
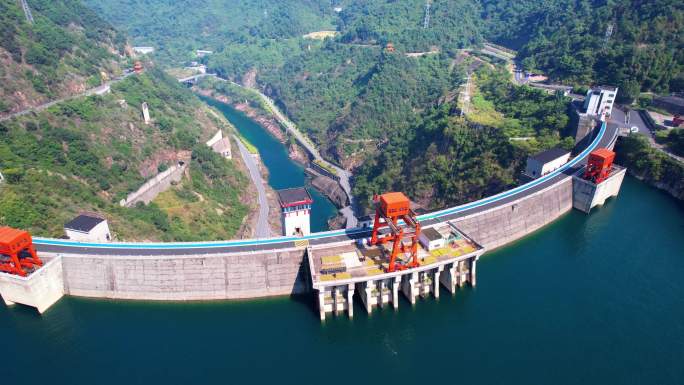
[120, 163, 187, 207]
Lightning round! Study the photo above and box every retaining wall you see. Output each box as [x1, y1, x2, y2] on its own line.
[119, 163, 187, 207]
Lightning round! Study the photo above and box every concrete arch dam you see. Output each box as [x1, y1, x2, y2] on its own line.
[1, 122, 621, 313]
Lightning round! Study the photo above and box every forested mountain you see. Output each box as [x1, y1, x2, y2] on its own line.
[1, 69, 250, 241]
[337, 0, 482, 52]
[353, 66, 575, 211]
[0, 1, 253, 240]
[481, 0, 684, 99]
[82, 0, 336, 64]
[260, 45, 463, 168]
[0, 0, 126, 115]
[70, 0, 684, 210]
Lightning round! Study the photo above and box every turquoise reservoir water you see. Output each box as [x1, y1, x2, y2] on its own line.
[2, 177, 683, 384]
[202, 97, 338, 232]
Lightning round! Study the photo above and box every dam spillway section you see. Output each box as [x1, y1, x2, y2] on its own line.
[307, 221, 485, 320]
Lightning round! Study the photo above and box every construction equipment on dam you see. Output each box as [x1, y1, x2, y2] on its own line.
[0, 227, 43, 277]
[308, 191, 485, 320]
[573, 148, 626, 214]
[583, 148, 616, 184]
[370, 192, 421, 272]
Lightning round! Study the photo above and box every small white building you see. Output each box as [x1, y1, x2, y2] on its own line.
[277, 188, 312, 236]
[133, 46, 155, 55]
[196, 50, 213, 57]
[206, 130, 232, 159]
[583, 86, 618, 118]
[419, 227, 446, 251]
[64, 214, 111, 242]
[524, 148, 571, 179]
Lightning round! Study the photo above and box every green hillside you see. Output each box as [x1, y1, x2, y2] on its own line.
[0, 0, 126, 115]
[0, 69, 250, 241]
[481, 0, 684, 99]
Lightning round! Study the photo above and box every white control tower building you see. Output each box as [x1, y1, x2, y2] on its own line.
[583, 86, 618, 119]
[277, 187, 313, 236]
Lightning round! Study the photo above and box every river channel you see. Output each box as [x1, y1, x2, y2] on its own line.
[203, 97, 338, 232]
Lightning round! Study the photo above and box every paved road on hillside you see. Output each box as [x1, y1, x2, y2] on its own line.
[233, 135, 271, 238]
[0, 74, 132, 122]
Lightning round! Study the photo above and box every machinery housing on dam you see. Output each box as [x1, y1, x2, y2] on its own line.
[0, 121, 625, 318]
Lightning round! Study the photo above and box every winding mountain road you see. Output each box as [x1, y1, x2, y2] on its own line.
[233, 135, 271, 238]
[0, 74, 132, 123]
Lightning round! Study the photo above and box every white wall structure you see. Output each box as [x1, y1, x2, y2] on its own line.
[0, 171, 4, 184]
[141, 102, 151, 125]
[583, 86, 618, 118]
[277, 188, 312, 236]
[64, 215, 112, 242]
[119, 162, 187, 207]
[206, 130, 232, 159]
[524, 148, 571, 179]
[133, 46, 154, 55]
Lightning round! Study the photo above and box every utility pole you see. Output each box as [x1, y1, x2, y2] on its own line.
[602, 21, 614, 51]
[423, 0, 431, 29]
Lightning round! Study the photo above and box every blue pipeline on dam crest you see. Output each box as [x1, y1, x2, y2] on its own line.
[32, 122, 608, 250]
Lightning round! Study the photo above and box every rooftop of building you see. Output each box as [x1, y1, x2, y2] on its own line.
[277, 187, 313, 207]
[590, 85, 618, 92]
[529, 147, 570, 163]
[422, 227, 443, 241]
[0, 226, 29, 244]
[64, 214, 106, 233]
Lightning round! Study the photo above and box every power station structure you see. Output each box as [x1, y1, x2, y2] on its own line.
[0, 227, 42, 277]
[583, 148, 616, 184]
[583, 86, 618, 119]
[573, 148, 626, 213]
[0, 121, 626, 318]
[277, 187, 312, 236]
[370, 192, 421, 272]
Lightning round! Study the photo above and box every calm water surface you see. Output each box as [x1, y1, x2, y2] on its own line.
[203, 97, 338, 232]
[3, 178, 683, 384]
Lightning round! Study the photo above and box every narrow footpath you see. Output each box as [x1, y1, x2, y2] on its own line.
[233, 135, 271, 238]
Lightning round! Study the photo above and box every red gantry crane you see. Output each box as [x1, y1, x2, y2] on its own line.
[583, 148, 615, 184]
[370, 192, 421, 272]
[0, 227, 43, 277]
